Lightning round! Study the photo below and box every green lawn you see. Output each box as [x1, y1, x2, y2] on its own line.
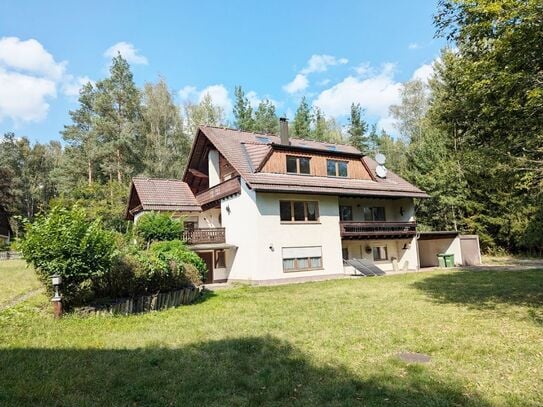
[0, 264, 542, 406]
[0, 260, 42, 306]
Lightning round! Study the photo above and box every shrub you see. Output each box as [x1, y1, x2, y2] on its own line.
[18, 206, 116, 307]
[95, 241, 204, 299]
[134, 212, 183, 246]
[150, 240, 206, 282]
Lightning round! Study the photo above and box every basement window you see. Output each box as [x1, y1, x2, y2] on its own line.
[282, 246, 323, 272]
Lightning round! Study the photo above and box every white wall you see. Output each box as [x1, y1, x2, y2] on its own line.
[342, 236, 418, 271]
[251, 192, 344, 281]
[338, 197, 415, 222]
[208, 149, 220, 187]
[418, 237, 463, 267]
[197, 208, 221, 227]
[220, 181, 260, 281]
[220, 188, 345, 282]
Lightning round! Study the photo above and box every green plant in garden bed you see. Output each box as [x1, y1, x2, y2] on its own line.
[134, 212, 183, 246]
[17, 206, 116, 307]
[17, 206, 206, 310]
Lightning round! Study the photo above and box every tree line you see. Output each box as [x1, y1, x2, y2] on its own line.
[1, 0, 541, 254]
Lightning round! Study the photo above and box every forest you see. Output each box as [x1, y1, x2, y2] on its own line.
[1, 0, 541, 254]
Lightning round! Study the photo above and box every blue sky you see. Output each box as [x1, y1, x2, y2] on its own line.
[0, 0, 444, 143]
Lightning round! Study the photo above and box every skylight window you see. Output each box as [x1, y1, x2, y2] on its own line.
[256, 136, 271, 143]
[325, 145, 337, 151]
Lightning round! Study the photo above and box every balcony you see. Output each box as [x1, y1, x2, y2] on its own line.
[196, 177, 241, 209]
[340, 221, 417, 239]
[182, 228, 226, 245]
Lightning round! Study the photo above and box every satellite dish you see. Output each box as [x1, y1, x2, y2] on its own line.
[375, 153, 386, 165]
[376, 165, 388, 178]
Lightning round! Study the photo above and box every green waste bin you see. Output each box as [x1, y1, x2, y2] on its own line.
[437, 254, 446, 268]
[437, 253, 454, 268]
[444, 254, 454, 267]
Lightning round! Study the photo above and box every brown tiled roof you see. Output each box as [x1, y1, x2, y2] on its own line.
[242, 142, 271, 171]
[131, 178, 201, 212]
[194, 126, 428, 198]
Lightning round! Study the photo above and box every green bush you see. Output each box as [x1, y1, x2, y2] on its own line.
[95, 241, 204, 299]
[18, 206, 116, 307]
[134, 212, 183, 246]
[149, 240, 207, 282]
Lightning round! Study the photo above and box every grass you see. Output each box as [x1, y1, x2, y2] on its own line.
[0, 263, 542, 406]
[0, 260, 41, 306]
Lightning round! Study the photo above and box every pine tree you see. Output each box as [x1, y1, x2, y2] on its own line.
[311, 107, 327, 141]
[94, 54, 143, 183]
[253, 99, 278, 134]
[62, 82, 101, 185]
[233, 86, 254, 131]
[292, 97, 312, 139]
[347, 103, 369, 152]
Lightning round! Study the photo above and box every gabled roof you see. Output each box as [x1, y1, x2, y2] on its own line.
[126, 178, 201, 220]
[185, 126, 428, 199]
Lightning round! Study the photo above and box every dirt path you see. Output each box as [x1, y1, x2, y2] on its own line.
[0, 288, 43, 311]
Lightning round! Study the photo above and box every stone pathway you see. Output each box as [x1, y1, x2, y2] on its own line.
[0, 288, 43, 311]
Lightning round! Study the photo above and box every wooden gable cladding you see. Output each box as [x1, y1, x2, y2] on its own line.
[259, 150, 373, 180]
[219, 153, 239, 181]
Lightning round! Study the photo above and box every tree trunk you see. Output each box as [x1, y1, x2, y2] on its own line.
[116, 149, 122, 182]
[87, 160, 93, 186]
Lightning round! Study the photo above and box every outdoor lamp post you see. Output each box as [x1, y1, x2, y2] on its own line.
[51, 274, 63, 318]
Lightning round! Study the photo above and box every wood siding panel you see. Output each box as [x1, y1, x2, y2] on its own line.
[260, 151, 372, 180]
[219, 153, 239, 181]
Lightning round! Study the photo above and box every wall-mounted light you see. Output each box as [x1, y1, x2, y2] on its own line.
[226, 205, 231, 214]
[269, 243, 274, 252]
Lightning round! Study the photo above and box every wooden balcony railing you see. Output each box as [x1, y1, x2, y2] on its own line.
[196, 177, 241, 209]
[182, 228, 226, 245]
[340, 221, 417, 239]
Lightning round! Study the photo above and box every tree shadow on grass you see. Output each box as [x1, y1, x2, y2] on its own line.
[0, 336, 489, 406]
[412, 269, 543, 324]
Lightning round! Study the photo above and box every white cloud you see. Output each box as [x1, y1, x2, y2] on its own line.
[318, 79, 331, 86]
[0, 67, 56, 123]
[313, 63, 401, 118]
[62, 75, 94, 97]
[246, 91, 260, 108]
[408, 42, 421, 50]
[178, 85, 197, 100]
[283, 54, 348, 95]
[354, 62, 372, 76]
[104, 41, 148, 65]
[199, 84, 232, 113]
[301, 54, 348, 74]
[0, 37, 84, 123]
[283, 73, 309, 94]
[411, 62, 434, 83]
[0, 37, 67, 80]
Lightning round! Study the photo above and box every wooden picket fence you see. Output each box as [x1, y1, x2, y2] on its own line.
[78, 286, 202, 316]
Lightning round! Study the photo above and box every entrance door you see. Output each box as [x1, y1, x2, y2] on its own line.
[198, 252, 214, 283]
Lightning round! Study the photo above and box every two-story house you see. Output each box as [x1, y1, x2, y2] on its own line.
[126, 120, 463, 284]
